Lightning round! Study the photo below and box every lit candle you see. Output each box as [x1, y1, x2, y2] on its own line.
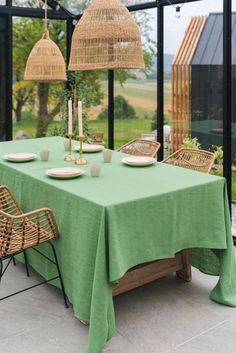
[78, 101, 83, 137]
[68, 99, 73, 135]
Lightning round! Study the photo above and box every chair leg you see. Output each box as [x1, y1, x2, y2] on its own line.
[23, 250, 30, 277]
[48, 241, 68, 308]
[12, 257, 16, 266]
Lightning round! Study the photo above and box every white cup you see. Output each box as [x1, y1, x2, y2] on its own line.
[90, 163, 101, 177]
[64, 139, 70, 151]
[40, 149, 50, 161]
[103, 149, 112, 163]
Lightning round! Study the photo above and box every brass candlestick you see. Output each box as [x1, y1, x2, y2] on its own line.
[75, 135, 87, 165]
[64, 133, 76, 162]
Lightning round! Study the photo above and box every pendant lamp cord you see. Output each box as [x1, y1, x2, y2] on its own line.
[44, 0, 48, 36]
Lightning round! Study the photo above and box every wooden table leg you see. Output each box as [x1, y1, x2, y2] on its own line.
[176, 250, 192, 282]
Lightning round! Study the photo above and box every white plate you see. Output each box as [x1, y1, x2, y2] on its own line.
[4, 153, 37, 162]
[74, 144, 104, 153]
[122, 156, 156, 167]
[46, 167, 85, 179]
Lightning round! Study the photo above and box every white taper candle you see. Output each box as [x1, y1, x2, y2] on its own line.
[68, 99, 73, 135]
[78, 101, 83, 136]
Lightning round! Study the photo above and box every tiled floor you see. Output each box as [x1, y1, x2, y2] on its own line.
[1, 257, 236, 353]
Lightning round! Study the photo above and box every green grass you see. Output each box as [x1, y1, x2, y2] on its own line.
[13, 112, 153, 148]
[88, 118, 153, 148]
[232, 172, 236, 200]
[13, 113, 61, 139]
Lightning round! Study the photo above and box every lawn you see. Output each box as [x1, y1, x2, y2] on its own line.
[87, 118, 153, 148]
[13, 113, 153, 149]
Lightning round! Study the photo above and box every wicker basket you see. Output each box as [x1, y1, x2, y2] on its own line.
[69, 0, 145, 71]
[24, 30, 67, 82]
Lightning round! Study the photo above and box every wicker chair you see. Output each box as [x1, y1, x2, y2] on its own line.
[118, 139, 161, 158]
[88, 132, 105, 145]
[162, 148, 215, 173]
[0, 185, 67, 306]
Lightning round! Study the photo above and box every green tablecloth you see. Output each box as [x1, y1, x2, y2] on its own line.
[0, 136, 236, 353]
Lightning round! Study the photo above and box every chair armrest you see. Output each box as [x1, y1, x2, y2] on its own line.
[0, 208, 58, 237]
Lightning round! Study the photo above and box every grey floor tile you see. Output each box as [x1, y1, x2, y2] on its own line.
[1, 259, 236, 353]
[104, 331, 145, 353]
[0, 318, 89, 353]
[169, 316, 236, 353]
[112, 270, 236, 353]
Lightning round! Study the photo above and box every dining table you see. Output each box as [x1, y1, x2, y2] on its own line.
[0, 136, 236, 353]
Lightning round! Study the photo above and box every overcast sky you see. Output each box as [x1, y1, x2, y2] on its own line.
[147, 0, 236, 54]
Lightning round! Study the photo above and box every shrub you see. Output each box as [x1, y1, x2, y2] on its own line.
[98, 95, 137, 120]
[181, 137, 201, 150]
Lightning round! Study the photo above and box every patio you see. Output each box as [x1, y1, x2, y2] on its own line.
[1, 258, 236, 353]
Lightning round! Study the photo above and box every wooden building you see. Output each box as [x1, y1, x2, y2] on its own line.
[171, 13, 236, 155]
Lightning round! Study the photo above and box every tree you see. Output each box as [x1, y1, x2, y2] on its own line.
[13, 81, 35, 122]
[50, 71, 104, 137]
[98, 95, 137, 120]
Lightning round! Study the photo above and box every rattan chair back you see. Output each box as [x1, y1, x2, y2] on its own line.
[162, 148, 215, 173]
[0, 185, 58, 257]
[88, 132, 105, 145]
[0, 186, 22, 216]
[118, 139, 161, 158]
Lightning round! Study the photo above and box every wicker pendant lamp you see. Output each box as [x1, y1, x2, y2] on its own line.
[69, 0, 145, 71]
[24, 0, 66, 82]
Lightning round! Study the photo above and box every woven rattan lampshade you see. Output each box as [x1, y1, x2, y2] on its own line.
[24, 0, 66, 82]
[24, 30, 67, 82]
[69, 0, 145, 71]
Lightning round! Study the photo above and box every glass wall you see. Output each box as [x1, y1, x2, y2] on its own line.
[232, 0, 236, 235]
[59, 0, 155, 14]
[86, 72, 108, 147]
[12, 0, 42, 7]
[0, 15, 8, 140]
[164, 0, 223, 159]
[12, 17, 66, 139]
[114, 8, 157, 149]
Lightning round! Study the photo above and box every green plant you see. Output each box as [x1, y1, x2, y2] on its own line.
[210, 145, 223, 177]
[181, 137, 201, 150]
[212, 145, 223, 165]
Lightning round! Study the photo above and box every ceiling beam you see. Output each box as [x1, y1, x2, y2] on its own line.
[0, 0, 203, 19]
[0, 5, 69, 19]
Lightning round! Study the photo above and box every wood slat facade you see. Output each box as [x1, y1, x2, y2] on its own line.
[171, 16, 207, 151]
